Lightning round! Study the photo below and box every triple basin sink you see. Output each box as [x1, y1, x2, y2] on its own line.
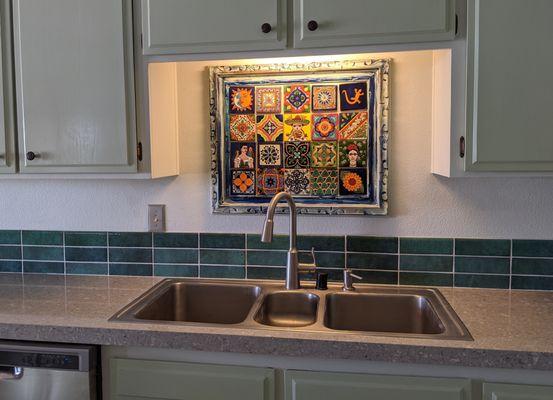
[110, 279, 472, 340]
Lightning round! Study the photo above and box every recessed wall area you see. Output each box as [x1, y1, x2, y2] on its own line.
[0, 51, 552, 239]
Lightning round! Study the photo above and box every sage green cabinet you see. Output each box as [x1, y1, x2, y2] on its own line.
[465, 0, 553, 172]
[141, 0, 287, 55]
[0, 1, 15, 174]
[110, 358, 275, 400]
[285, 370, 472, 400]
[483, 383, 553, 399]
[13, 0, 137, 173]
[294, 0, 456, 49]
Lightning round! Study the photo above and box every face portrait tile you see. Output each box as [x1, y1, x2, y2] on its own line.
[311, 142, 338, 168]
[229, 114, 256, 141]
[312, 85, 338, 112]
[231, 142, 255, 170]
[339, 82, 368, 111]
[231, 170, 255, 195]
[339, 168, 367, 195]
[284, 142, 310, 169]
[258, 143, 283, 167]
[284, 85, 311, 113]
[257, 168, 284, 196]
[339, 112, 369, 140]
[256, 114, 283, 142]
[284, 169, 311, 195]
[339, 140, 368, 168]
[312, 113, 338, 141]
[229, 86, 255, 114]
[283, 114, 312, 142]
[311, 169, 338, 196]
[255, 86, 282, 114]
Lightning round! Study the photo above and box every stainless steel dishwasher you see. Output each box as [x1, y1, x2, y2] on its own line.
[0, 341, 99, 400]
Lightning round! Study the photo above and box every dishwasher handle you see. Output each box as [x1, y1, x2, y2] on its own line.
[0, 366, 24, 380]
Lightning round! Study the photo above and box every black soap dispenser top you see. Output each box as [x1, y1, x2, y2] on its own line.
[316, 272, 328, 290]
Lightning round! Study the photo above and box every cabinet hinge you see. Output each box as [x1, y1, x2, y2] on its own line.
[137, 142, 143, 162]
[459, 136, 465, 158]
[455, 14, 459, 36]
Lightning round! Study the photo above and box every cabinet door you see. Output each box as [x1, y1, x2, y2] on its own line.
[285, 370, 471, 400]
[141, 0, 286, 55]
[111, 359, 275, 400]
[13, 0, 137, 173]
[0, 1, 15, 173]
[483, 383, 553, 400]
[466, 0, 553, 171]
[294, 0, 456, 49]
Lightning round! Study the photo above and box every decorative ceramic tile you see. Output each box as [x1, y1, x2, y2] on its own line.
[229, 114, 256, 141]
[231, 171, 255, 195]
[284, 85, 311, 113]
[339, 112, 369, 140]
[257, 114, 283, 142]
[258, 143, 282, 167]
[311, 169, 338, 196]
[340, 82, 368, 111]
[284, 142, 311, 169]
[312, 114, 338, 141]
[284, 169, 310, 195]
[312, 85, 338, 111]
[311, 142, 338, 168]
[283, 114, 311, 141]
[338, 140, 367, 168]
[257, 168, 284, 196]
[229, 86, 255, 114]
[339, 168, 367, 195]
[230, 142, 255, 169]
[255, 86, 282, 113]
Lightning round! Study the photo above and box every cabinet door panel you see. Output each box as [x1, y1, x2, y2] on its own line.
[111, 359, 274, 400]
[466, 0, 553, 171]
[142, 0, 286, 55]
[13, 0, 136, 173]
[483, 383, 553, 400]
[0, 1, 15, 173]
[294, 0, 455, 49]
[285, 370, 471, 400]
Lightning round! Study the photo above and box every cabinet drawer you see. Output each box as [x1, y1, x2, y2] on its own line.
[483, 382, 553, 400]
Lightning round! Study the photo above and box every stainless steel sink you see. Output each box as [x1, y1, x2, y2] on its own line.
[110, 279, 472, 341]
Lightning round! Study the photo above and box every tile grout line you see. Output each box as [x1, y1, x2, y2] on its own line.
[397, 237, 400, 286]
[197, 233, 201, 278]
[19, 230, 23, 275]
[509, 239, 513, 290]
[452, 238, 456, 288]
[62, 232, 66, 276]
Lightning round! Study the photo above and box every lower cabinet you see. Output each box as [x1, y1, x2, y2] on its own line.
[483, 383, 553, 400]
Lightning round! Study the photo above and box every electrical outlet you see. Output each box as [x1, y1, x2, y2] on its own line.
[148, 205, 165, 232]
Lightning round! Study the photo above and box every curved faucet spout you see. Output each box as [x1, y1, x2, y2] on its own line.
[261, 192, 297, 249]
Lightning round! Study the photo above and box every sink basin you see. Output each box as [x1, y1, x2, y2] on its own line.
[324, 293, 444, 334]
[254, 291, 319, 328]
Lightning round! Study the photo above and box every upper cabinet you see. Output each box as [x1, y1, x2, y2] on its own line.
[294, 0, 456, 49]
[0, 2, 15, 174]
[141, 0, 287, 55]
[13, 0, 137, 173]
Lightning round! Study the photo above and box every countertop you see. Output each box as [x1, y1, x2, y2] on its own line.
[1, 273, 553, 371]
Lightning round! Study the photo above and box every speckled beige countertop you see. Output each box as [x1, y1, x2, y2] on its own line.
[1, 273, 553, 371]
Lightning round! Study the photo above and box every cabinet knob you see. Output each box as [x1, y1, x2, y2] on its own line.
[307, 20, 319, 31]
[261, 23, 272, 33]
[26, 151, 38, 161]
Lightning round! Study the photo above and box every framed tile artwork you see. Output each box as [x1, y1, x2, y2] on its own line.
[209, 59, 390, 215]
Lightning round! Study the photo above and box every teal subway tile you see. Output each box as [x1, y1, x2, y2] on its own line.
[108, 232, 152, 248]
[0, 246, 21, 260]
[247, 266, 286, 280]
[455, 274, 509, 289]
[109, 263, 152, 276]
[22, 231, 63, 246]
[154, 249, 198, 264]
[200, 265, 245, 279]
[512, 258, 553, 276]
[23, 246, 63, 261]
[455, 256, 510, 274]
[65, 247, 107, 263]
[512, 276, 553, 291]
[65, 232, 107, 247]
[347, 253, 398, 270]
[354, 270, 398, 285]
[247, 234, 289, 250]
[0, 260, 22, 273]
[154, 233, 198, 248]
[455, 239, 510, 257]
[0, 231, 20, 245]
[23, 261, 64, 274]
[154, 264, 198, 278]
[299, 251, 345, 268]
[513, 240, 553, 258]
[200, 249, 245, 265]
[66, 263, 108, 275]
[247, 250, 287, 267]
[399, 272, 453, 287]
[109, 248, 152, 263]
[400, 255, 453, 272]
[400, 238, 453, 255]
[302, 268, 344, 283]
[298, 235, 344, 252]
[200, 233, 245, 249]
[347, 236, 398, 253]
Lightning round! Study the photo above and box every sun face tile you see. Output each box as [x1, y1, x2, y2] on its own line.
[283, 114, 311, 141]
[229, 86, 255, 114]
[258, 143, 282, 167]
[284, 142, 311, 169]
[256, 114, 283, 142]
[312, 85, 338, 112]
[230, 142, 255, 169]
[311, 169, 338, 196]
[284, 85, 311, 113]
[311, 142, 338, 168]
[284, 169, 310, 195]
[339, 112, 369, 140]
[312, 113, 338, 141]
[255, 86, 282, 114]
[339, 168, 367, 195]
[339, 140, 368, 168]
[257, 168, 284, 196]
[229, 114, 256, 141]
[339, 82, 368, 111]
[231, 170, 255, 195]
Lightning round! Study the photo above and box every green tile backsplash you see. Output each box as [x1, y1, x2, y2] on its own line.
[0, 231, 552, 291]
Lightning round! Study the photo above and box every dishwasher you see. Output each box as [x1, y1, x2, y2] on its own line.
[0, 341, 99, 400]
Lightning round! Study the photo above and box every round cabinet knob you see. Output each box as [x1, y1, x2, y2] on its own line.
[261, 23, 272, 33]
[307, 20, 319, 31]
[26, 151, 37, 161]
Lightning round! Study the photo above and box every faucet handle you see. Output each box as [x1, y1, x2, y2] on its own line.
[343, 268, 362, 291]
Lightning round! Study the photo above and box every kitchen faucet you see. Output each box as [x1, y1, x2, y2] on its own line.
[261, 192, 317, 290]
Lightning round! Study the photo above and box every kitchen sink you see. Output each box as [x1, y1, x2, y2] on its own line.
[110, 279, 472, 341]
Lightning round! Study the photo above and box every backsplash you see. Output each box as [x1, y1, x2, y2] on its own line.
[0, 230, 552, 291]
